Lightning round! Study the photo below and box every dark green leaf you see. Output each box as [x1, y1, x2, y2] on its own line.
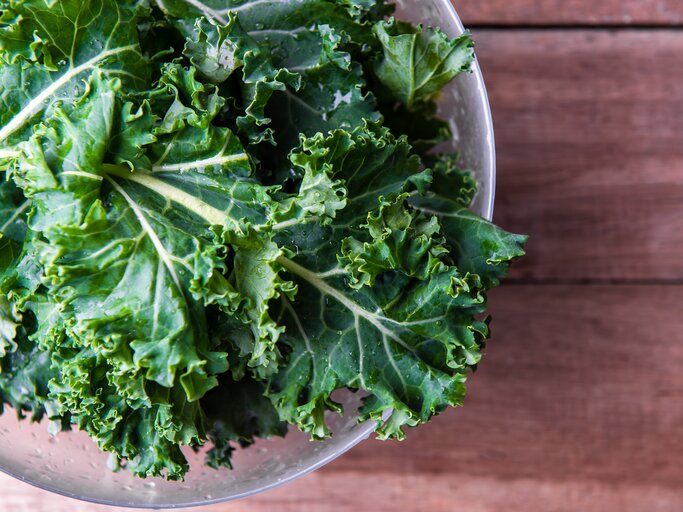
[410, 159, 527, 289]
[263, 126, 483, 439]
[373, 19, 474, 110]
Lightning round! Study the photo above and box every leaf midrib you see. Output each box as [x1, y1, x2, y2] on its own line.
[108, 159, 417, 389]
[276, 255, 414, 393]
[0, 44, 139, 145]
[103, 164, 234, 228]
[275, 255, 417, 352]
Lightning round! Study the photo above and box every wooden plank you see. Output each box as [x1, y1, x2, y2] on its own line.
[455, 0, 683, 25]
[1, 285, 681, 511]
[473, 30, 683, 280]
[1, 470, 680, 512]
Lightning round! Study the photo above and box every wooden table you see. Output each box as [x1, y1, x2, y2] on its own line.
[3, 2, 682, 510]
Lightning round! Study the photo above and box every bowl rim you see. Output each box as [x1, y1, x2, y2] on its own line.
[0, 2, 496, 509]
[470, 29, 497, 223]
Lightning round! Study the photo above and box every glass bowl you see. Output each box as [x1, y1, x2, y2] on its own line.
[0, 0, 495, 508]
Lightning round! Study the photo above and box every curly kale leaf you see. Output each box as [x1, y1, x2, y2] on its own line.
[409, 156, 528, 289]
[262, 127, 496, 439]
[160, 1, 381, 174]
[372, 19, 474, 111]
[13, 69, 285, 400]
[0, 0, 151, 157]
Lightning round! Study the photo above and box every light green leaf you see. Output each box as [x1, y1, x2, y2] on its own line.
[230, 233, 296, 374]
[271, 137, 348, 228]
[281, 122, 429, 225]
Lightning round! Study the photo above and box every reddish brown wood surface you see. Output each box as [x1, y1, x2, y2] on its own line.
[475, 30, 683, 281]
[3, 286, 682, 511]
[456, 0, 683, 25]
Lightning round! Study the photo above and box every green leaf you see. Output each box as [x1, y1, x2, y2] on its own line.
[271, 229, 487, 440]
[0, 247, 283, 479]
[0, 179, 30, 360]
[0, 178, 29, 257]
[427, 153, 479, 208]
[229, 232, 296, 374]
[410, 197, 528, 290]
[183, 18, 244, 84]
[410, 157, 527, 289]
[264, 24, 380, 160]
[0, 0, 151, 154]
[47, 343, 200, 480]
[0, 292, 19, 362]
[283, 122, 429, 224]
[340, 193, 450, 288]
[156, 0, 376, 54]
[2, 73, 292, 480]
[271, 136, 349, 228]
[264, 126, 484, 439]
[13, 72, 266, 401]
[379, 101, 452, 157]
[170, 14, 301, 145]
[0, 240, 67, 423]
[202, 374, 287, 469]
[14, 75, 123, 231]
[227, 0, 377, 69]
[373, 19, 474, 110]
[0, 322, 56, 421]
[53, 346, 277, 480]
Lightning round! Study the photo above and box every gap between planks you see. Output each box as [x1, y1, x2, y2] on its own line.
[472, 30, 683, 281]
[504, 279, 683, 286]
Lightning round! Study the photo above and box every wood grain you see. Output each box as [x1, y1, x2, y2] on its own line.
[474, 30, 683, 281]
[455, 0, 683, 25]
[2, 285, 681, 511]
[1, 471, 680, 512]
